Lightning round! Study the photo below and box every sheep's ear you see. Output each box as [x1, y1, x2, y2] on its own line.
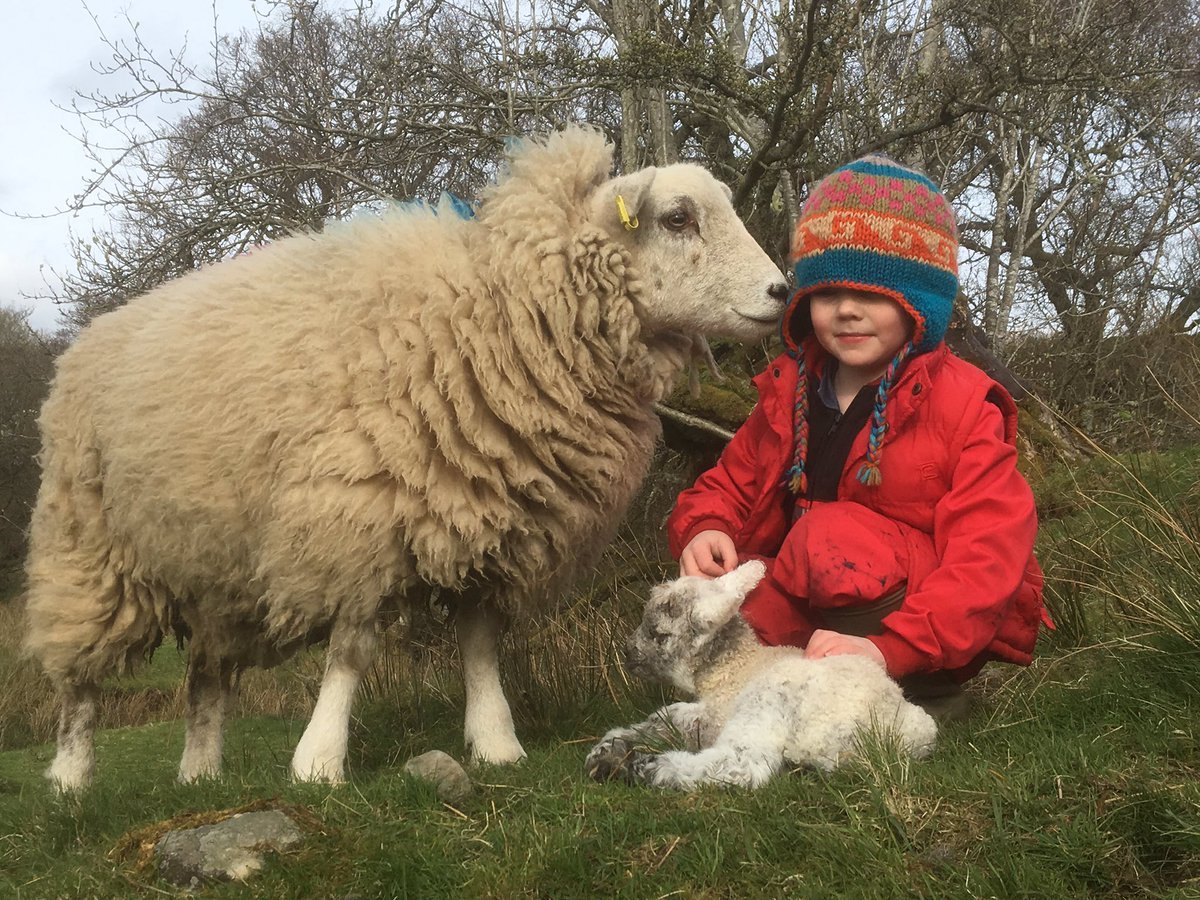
[588, 167, 658, 237]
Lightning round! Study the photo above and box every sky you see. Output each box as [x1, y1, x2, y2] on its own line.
[1, 1, 284, 333]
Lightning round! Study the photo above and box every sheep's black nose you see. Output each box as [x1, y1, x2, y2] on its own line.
[767, 282, 790, 303]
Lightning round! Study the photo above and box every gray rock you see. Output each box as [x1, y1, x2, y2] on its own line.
[404, 750, 474, 804]
[155, 810, 304, 886]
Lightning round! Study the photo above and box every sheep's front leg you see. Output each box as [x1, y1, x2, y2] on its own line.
[456, 598, 525, 764]
[585, 702, 707, 782]
[179, 656, 234, 783]
[46, 680, 99, 793]
[292, 617, 377, 783]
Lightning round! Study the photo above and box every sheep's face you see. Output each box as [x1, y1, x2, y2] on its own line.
[624, 560, 767, 695]
[589, 166, 789, 343]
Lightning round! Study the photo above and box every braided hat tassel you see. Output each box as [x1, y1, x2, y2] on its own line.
[784, 349, 810, 495]
[855, 340, 913, 487]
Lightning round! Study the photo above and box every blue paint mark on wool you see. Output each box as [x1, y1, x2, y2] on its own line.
[397, 192, 476, 219]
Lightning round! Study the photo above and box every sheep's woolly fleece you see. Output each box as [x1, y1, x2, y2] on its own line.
[23, 127, 782, 693]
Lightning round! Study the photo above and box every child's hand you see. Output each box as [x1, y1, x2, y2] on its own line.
[680, 530, 738, 578]
[804, 629, 886, 668]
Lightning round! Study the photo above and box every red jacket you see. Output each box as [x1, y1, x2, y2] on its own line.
[668, 343, 1047, 677]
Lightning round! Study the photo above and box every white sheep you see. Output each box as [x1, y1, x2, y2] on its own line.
[24, 126, 788, 792]
[585, 561, 937, 790]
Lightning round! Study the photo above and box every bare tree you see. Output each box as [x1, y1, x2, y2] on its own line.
[945, 0, 1200, 348]
[37, 0, 1200, 410]
[0, 307, 60, 568]
[52, 0, 599, 326]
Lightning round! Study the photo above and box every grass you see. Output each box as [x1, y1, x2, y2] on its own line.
[2, 451, 1200, 897]
[1036, 445, 1200, 653]
[3, 655, 1197, 898]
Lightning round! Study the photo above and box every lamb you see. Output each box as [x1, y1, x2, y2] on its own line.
[24, 125, 790, 792]
[585, 561, 937, 790]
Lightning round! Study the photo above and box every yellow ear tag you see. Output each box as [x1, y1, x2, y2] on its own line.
[615, 194, 639, 231]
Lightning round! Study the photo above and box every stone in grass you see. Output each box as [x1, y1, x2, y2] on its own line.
[404, 750, 474, 804]
[155, 810, 304, 888]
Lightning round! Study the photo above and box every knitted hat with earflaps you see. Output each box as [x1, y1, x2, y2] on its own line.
[781, 154, 959, 495]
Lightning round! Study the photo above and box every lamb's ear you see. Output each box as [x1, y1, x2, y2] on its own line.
[693, 560, 766, 630]
[719, 560, 767, 600]
[588, 167, 658, 238]
[691, 587, 746, 633]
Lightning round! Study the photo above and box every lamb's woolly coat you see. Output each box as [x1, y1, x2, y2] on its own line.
[586, 561, 937, 789]
[25, 126, 787, 788]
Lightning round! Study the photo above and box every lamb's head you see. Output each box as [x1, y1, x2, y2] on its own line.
[588, 166, 789, 343]
[624, 560, 767, 694]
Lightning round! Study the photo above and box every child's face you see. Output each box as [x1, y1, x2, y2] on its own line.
[809, 289, 914, 380]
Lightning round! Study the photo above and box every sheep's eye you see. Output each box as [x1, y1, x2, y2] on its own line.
[661, 210, 694, 232]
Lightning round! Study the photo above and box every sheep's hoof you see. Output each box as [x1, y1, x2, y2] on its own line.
[177, 765, 222, 785]
[45, 756, 94, 794]
[467, 735, 527, 766]
[585, 738, 639, 784]
[290, 756, 346, 784]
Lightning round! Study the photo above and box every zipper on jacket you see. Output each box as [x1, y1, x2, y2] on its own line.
[825, 412, 842, 440]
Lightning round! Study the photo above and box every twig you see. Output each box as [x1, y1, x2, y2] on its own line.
[653, 403, 734, 443]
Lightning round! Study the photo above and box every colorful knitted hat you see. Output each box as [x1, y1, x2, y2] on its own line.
[781, 154, 959, 494]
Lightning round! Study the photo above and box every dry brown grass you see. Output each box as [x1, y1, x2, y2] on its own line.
[0, 530, 669, 754]
[0, 597, 60, 748]
[0, 595, 329, 752]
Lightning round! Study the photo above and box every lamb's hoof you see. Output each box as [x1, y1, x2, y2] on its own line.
[585, 738, 639, 784]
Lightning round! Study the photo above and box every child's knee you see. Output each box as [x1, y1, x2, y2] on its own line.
[778, 501, 937, 611]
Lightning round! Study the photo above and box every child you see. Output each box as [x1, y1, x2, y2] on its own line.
[667, 155, 1047, 717]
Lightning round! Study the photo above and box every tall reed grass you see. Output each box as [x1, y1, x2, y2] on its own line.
[1038, 446, 1200, 657]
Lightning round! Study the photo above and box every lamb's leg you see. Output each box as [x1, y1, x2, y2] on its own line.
[456, 598, 525, 764]
[585, 702, 707, 782]
[631, 703, 788, 790]
[46, 680, 100, 793]
[633, 740, 784, 790]
[291, 617, 377, 783]
[178, 656, 234, 783]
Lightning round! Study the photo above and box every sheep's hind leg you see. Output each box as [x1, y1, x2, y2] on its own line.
[178, 656, 234, 783]
[46, 680, 100, 793]
[456, 598, 525, 765]
[291, 617, 378, 783]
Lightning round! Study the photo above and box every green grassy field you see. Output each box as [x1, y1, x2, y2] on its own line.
[1, 450, 1198, 898]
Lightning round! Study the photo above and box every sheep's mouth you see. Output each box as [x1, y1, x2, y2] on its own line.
[733, 308, 781, 325]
